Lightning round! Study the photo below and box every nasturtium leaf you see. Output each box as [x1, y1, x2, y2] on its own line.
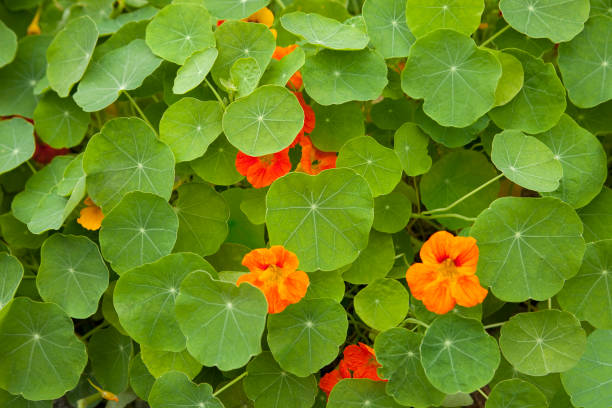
[203, 0, 270, 19]
[88, 326, 133, 394]
[102, 282, 128, 336]
[129, 353, 155, 401]
[267, 298, 348, 377]
[160, 98, 223, 162]
[37, 234, 108, 319]
[405, 0, 484, 37]
[140, 345, 202, 379]
[499, 310, 586, 376]
[222, 85, 304, 156]
[244, 351, 318, 408]
[0, 118, 35, 175]
[0, 253, 22, 310]
[280, 12, 369, 50]
[567, 100, 612, 135]
[100, 192, 178, 273]
[266, 168, 374, 272]
[230, 57, 262, 97]
[73, 40, 162, 112]
[362, 0, 414, 58]
[175, 270, 268, 370]
[33, 92, 89, 148]
[304, 270, 345, 302]
[240, 187, 267, 225]
[393, 122, 431, 176]
[83, 117, 175, 210]
[148, 371, 223, 408]
[114, 253, 213, 351]
[0, 20, 17, 68]
[302, 49, 388, 105]
[499, 0, 590, 42]
[0, 389, 51, 408]
[145, 3, 214, 65]
[327, 379, 404, 408]
[561, 329, 612, 408]
[56, 153, 85, 196]
[420, 150, 500, 229]
[309, 102, 364, 152]
[577, 187, 612, 242]
[486, 379, 548, 408]
[401, 29, 501, 127]
[354, 278, 409, 331]
[375, 328, 446, 408]
[414, 106, 489, 148]
[421, 314, 500, 394]
[173, 48, 218, 94]
[373, 192, 412, 234]
[336, 136, 402, 197]
[0, 298, 87, 400]
[491, 129, 562, 192]
[559, 16, 612, 108]
[492, 25, 555, 57]
[370, 98, 416, 130]
[92, 19, 149, 60]
[492, 51, 524, 107]
[260, 45, 305, 87]
[95, 6, 159, 36]
[591, 0, 612, 16]
[557, 240, 612, 329]
[190, 135, 243, 185]
[470, 197, 586, 302]
[0, 213, 47, 250]
[46, 16, 98, 97]
[223, 188, 266, 249]
[342, 230, 395, 284]
[489, 49, 566, 133]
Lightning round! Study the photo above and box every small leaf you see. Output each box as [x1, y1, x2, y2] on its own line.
[33, 92, 90, 148]
[140, 345, 202, 379]
[173, 48, 218, 95]
[230, 57, 261, 97]
[0, 253, 23, 310]
[203, 0, 271, 19]
[148, 371, 223, 408]
[393, 122, 431, 176]
[373, 192, 412, 234]
[88, 326, 133, 394]
[327, 379, 404, 408]
[280, 12, 369, 50]
[129, 353, 155, 401]
[363, 0, 415, 58]
[190, 135, 244, 186]
[354, 278, 409, 331]
[405, 0, 484, 37]
[0, 20, 17, 68]
[577, 187, 612, 242]
[309, 101, 364, 152]
[486, 379, 548, 408]
[0, 117, 35, 175]
[342, 230, 395, 284]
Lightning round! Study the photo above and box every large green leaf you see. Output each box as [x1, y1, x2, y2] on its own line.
[175, 270, 268, 370]
[280, 12, 369, 50]
[148, 371, 223, 408]
[0, 20, 17, 68]
[309, 102, 364, 152]
[140, 345, 201, 379]
[393, 122, 431, 177]
[405, 0, 484, 37]
[267, 298, 348, 376]
[470, 197, 586, 302]
[189, 135, 244, 185]
[46, 16, 98, 97]
[421, 314, 500, 394]
[266, 168, 374, 272]
[0, 389, 51, 408]
[486, 379, 548, 408]
[0, 253, 22, 310]
[327, 379, 404, 408]
[577, 187, 612, 242]
[37, 234, 109, 319]
[0, 117, 35, 175]
[88, 326, 133, 394]
[83, 117, 175, 210]
[202, 0, 270, 19]
[0, 298, 87, 400]
[362, 0, 414, 58]
[114, 253, 213, 351]
[32, 92, 90, 149]
[499, 0, 590, 42]
[354, 278, 409, 331]
[222, 85, 304, 156]
[342, 230, 395, 284]
[173, 48, 218, 94]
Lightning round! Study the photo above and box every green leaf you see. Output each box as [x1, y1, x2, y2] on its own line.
[491, 129, 563, 192]
[140, 345, 202, 379]
[100, 192, 178, 273]
[175, 270, 268, 370]
[145, 4, 214, 65]
[336, 136, 403, 197]
[33, 92, 90, 148]
[362, 0, 414, 58]
[405, 0, 484, 37]
[375, 328, 445, 408]
[0, 213, 47, 250]
[393, 122, 431, 176]
[370, 98, 416, 130]
[240, 187, 267, 225]
[499, 0, 590, 42]
[309, 101, 364, 152]
[492, 51, 524, 107]
[37, 234, 109, 319]
[327, 379, 404, 408]
[260, 45, 305, 88]
[342, 230, 395, 284]
[114, 253, 214, 352]
[202, 0, 270, 19]
[46, 16, 98, 97]
[73, 40, 162, 112]
[190, 135, 244, 185]
[267, 298, 348, 376]
[303, 49, 388, 105]
[222, 188, 266, 249]
[88, 326, 133, 394]
[102, 282, 128, 336]
[280, 12, 369, 50]
[489, 49, 566, 133]
[401, 29, 501, 127]
[0, 117, 35, 175]
[486, 379, 548, 408]
[222, 85, 304, 156]
[304, 270, 345, 302]
[567, 100, 612, 135]
[159, 98, 223, 162]
[83, 117, 175, 210]
[577, 187, 612, 242]
[266, 168, 374, 272]
[230, 57, 261, 97]
[561, 329, 612, 408]
[354, 278, 409, 331]
[373, 192, 412, 234]
[414, 106, 489, 148]
[557, 240, 612, 329]
[591, 0, 612, 16]
[0, 298, 87, 400]
[129, 353, 155, 401]
[148, 371, 223, 408]
[244, 351, 318, 408]
[470, 197, 586, 302]
[173, 48, 218, 94]
[0, 20, 17, 68]
[0, 253, 22, 310]
[421, 314, 500, 394]
[0, 388, 51, 408]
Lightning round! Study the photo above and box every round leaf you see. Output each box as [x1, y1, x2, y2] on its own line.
[309, 101, 364, 152]
[486, 379, 548, 408]
[342, 230, 395, 284]
[0, 253, 23, 310]
[173, 48, 218, 94]
[327, 379, 404, 408]
[148, 371, 223, 408]
[373, 192, 412, 234]
[393, 122, 432, 176]
[0, 20, 17, 68]
[0, 117, 35, 175]
[414, 106, 489, 148]
[280, 12, 369, 50]
[33, 92, 90, 148]
[577, 187, 612, 242]
[202, 0, 270, 19]
[405, 0, 484, 37]
[354, 278, 409, 331]
[492, 51, 524, 106]
[189, 134, 244, 185]
[140, 345, 202, 379]
[304, 270, 345, 302]
[0, 389, 51, 408]
[363, 0, 415, 58]
[129, 353, 155, 401]
[88, 326, 133, 394]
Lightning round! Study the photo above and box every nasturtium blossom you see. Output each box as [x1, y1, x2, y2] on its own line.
[244, 7, 274, 27]
[33, 137, 70, 164]
[406, 231, 488, 314]
[294, 91, 315, 134]
[77, 197, 104, 231]
[235, 148, 291, 188]
[87, 379, 118, 402]
[237, 246, 309, 313]
[319, 360, 351, 397]
[273, 45, 303, 90]
[297, 135, 337, 175]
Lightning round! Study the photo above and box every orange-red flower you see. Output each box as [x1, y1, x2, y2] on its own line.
[244, 7, 274, 27]
[237, 246, 309, 314]
[319, 360, 351, 397]
[235, 148, 291, 188]
[297, 135, 336, 175]
[77, 198, 104, 231]
[406, 231, 488, 314]
[294, 91, 315, 134]
[33, 137, 71, 164]
[272, 45, 303, 90]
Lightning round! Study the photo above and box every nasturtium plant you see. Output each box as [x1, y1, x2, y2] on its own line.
[0, 1, 610, 407]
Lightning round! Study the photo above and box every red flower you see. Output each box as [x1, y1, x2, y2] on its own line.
[235, 148, 291, 188]
[293, 91, 315, 134]
[33, 137, 70, 164]
[297, 136, 336, 175]
[319, 360, 351, 397]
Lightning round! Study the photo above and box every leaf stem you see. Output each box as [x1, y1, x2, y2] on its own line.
[548, 298, 552, 310]
[26, 160, 37, 174]
[412, 177, 421, 214]
[275, 0, 286, 9]
[204, 77, 227, 109]
[213, 372, 248, 397]
[21, 275, 37, 279]
[122, 91, 154, 131]
[412, 213, 477, 222]
[422, 173, 504, 215]
[402, 317, 430, 329]
[476, 388, 489, 400]
[80, 321, 110, 340]
[483, 321, 506, 330]
[480, 24, 511, 47]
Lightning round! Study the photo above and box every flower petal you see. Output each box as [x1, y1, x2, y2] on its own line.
[422, 278, 456, 314]
[420, 230, 454, 264]
[451, 274, 488, 308]
[406, 263, 438, 300]
[450, 236, 479, 269]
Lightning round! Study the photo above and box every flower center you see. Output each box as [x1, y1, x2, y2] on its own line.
[259, 154, 275, 166]
[262, 264, 286, 285]
[437, 258, 458, 279]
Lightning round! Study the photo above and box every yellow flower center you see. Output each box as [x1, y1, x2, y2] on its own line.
[261, 264, 287, 286]
[437, 258, 459, 280]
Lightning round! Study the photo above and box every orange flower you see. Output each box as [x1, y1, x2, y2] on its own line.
[294, 91, 315, 134]
[237, 246, 309, 313]
[77, 198, 104, 231]
[244, 7, 274, 27]
[272, 45, 303, 90]
[406, 231, 488, 314]
[235, 148, 291, 188]
[319, 360, 351, 397]
[343, 343, 385, 381]
[27, 7, 41, 35]
[88, 379, 118, 402]
[297, 135, 336, 175]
